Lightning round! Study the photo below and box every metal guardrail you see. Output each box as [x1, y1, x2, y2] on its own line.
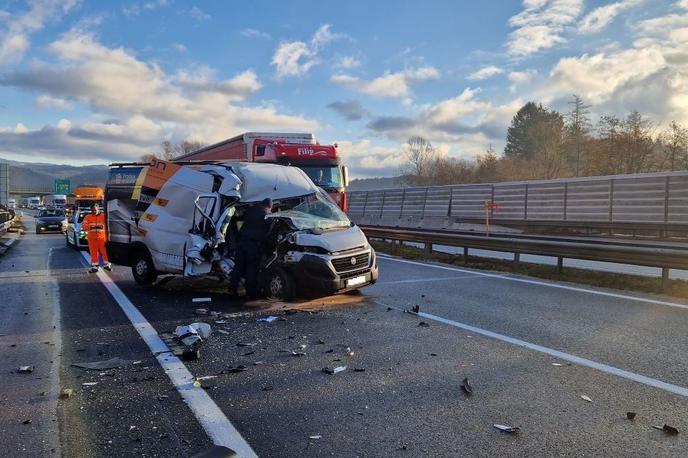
[0, 212, 13, 235]
[362, 225, 688, 289]
[348, 171, 688, 235]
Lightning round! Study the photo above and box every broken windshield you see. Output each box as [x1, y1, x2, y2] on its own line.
[270, 189, 350, 231]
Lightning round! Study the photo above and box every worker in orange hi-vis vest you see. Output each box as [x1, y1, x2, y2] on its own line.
[82, 203, 112, 273]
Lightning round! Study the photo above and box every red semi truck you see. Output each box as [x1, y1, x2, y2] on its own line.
[175, 132, 350, 211]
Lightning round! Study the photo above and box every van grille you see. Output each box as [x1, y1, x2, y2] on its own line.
[332, 253, 370, 273]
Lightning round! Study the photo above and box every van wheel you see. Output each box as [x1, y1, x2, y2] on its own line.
[131, 250, 157, 286]
[264, 268, 295, 301]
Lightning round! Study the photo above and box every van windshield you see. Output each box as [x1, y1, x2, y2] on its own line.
[272, 189, 350, 231]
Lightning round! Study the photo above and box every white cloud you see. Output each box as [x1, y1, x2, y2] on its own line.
[467, 65, 504, 80]
[334, 139, 404, 177]
[0, 0, 79, 65]
[335, 55, 361, 69]
[579, 0, 643, 34]
[123, 0, 169, 16]
[36, 94, 73, 109]
[507, 0, 583, 56]
[0, 29, 318, 162]
[189, 6, 210, 21]
[272, 24, 346, 79]
[172, 43, 187, 53]
[240, 28, 270, 39]
[331, 66, 440, 98]
[507, 69, 538, 92]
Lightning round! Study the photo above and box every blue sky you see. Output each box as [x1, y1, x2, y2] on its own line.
[0, 0, 685, 177]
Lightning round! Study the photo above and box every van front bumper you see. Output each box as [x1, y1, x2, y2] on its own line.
[287, 249, 378, 296]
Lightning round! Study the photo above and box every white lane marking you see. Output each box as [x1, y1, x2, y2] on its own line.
[47, 248, 63, 456]
[377, 254, 688, 311]
[79, 253, 256, 457]
[379, 301, 688, 398]
[378, 275, 478, 285]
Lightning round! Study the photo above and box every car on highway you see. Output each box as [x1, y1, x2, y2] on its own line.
[65, 209, 89, 249]
[35, 208, 67, 234]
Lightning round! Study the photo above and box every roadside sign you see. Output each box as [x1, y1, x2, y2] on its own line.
[54, 179, 70, 194]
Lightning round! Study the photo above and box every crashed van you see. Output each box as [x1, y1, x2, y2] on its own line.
[105, 159, 378, 299]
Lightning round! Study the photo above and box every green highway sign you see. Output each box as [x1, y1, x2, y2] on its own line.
[54, 179, 71, 194]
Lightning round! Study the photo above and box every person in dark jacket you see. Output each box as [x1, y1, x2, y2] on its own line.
[228, 198, 272, 299]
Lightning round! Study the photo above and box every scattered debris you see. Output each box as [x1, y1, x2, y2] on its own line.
[429, 353, 438, 356]
[17, 366, 34, 373]
[59, 388, 74, 400]
[412, 305, 420, 313]
[626, 412, 637, 420]
[197, 375, 218, 381]
[174, 323, 212, 348]
[387, 307, 393, 311]
[653, 424, 679, 435]
[257, 316, 278, 323]
[253, 361, 265, 366]
[195, 308, 209, 315]
[216, 329, 230, 335]
[309, 435, 322, 440]
[322, 366, 347, 375]
[418, 321, 430, 327]
[291, 351, 306, 357]
[192, 297, 212, 303]
[237, 342, 257, 347]
[354, 368, 365, 372]
[580, 395, 593, 403]
[22, 419, 32, 425]
[182, 349, 200, 361]
[193, 378, 202, 388]
[215, 320, 228, 324]
[82, 382, 98, 387]
[493, 424, 520, 433]
[72, 357, 132, 371]
[316, 339, 325, 345]
[460, 377, 473, 396]
[220, 365, 247, 374]
[551, 363, 564, 367]
[261, 386, 273, 391]
[241, 351, 255, 356]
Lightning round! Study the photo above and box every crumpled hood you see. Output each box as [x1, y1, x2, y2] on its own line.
[294, 225, 368, 253]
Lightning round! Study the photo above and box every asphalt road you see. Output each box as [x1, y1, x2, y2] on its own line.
[2, 214, 688, 457]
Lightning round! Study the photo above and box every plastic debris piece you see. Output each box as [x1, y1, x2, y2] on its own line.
[460, 377, 473, 395]
[215, 320, 228, 324]
[22, 419, 32, 425]
[82, 382, 98, 387]
[581, 395, 593, 403]
[412, 305, 420, 313]
[257, 316, 278, 323]
[222, 365, 247, 374]
[195, 308, 209, 315]
[241, 351, 255, 356]
[653, 424, 679, 435]
[429, 353, 438, 356]
[60, 388, 74, 399]
[237, 342, 257, 347]
[626, 412, 637, 420]
[192, 297, 211, 303]
[216, 329, 230, 335]
[174, 323, 212, 348]
[193, 378, 202, 388]
[17, 366, 34, 373]
[418, 321, 430, 327]
[493, 424, 519, 433]
[262, 386, 273, 391]
[551, 363, 564, 367]
[291, 351, 306, 357]
[197, 375, 218, 381]
[182, 350, 200, 361]
[322, 366, 347, 375]
[354, 368, 365, 372]
[72, 357, 132, 371]
[253, 361, 265, 365]
[309, 435, 322, 440]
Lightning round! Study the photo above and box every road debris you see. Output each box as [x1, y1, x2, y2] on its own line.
[216, 329, 230, 335]
[174, 323, 212, 348]
[626, 412, 637, 420]
[418, 321, 430, 327]
[72, 357, 132, 370]
[460, 377, 473, 395]
[580, 395, 593, 403]
[195, 308, 209, 315]
[653, 424, 679, 435]
[17, 365, 34, 373]
[220, 365, 247, 374]
[182, 349, 200, 361]
[309, 435, 322, 440]
[354, 368, 366, 372]
[60, 388, 74, 400]
[257, 316, 278, 323]
[291, 351, 306, 357]
[493, 424, 520, 433]
[82, 382, 98, 387]
[192, 297, 212, 303]
[551, 363, 564, 367]
[22, 419, 32, 425]
[237, 342, 257, 347]
[322, 366, 347, 375]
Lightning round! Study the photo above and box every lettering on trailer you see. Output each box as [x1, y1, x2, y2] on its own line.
[297, 147, 328, 156]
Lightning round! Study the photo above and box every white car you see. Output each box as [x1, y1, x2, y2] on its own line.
[65, 209, 89, 249]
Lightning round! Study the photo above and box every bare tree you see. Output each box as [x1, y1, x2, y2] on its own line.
[621, 111, 655, 173]
[475, 145, 500, 183]
[659, 121, 688, 171]
[565, 94, 592, 176]
[140, 152, 158, 162]
[401, 136, 437, 185]
[161, 140, 206, 160]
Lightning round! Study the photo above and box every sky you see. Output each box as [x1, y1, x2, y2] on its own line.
[0, 0, 686, 178]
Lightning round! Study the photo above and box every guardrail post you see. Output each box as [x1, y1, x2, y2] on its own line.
[424, 243, 432, 255]
[563, 182, 568, 222]
[513, 252, 520, 264]
[662, 176, 670, 239]
[662, 267, 670, 292]
[557, 257, 563, 273]
[463, 246, 469, 265]
[421, 187, 429, 219]
[524, 184, 529, 220]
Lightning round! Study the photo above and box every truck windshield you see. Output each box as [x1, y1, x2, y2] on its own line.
[273, 189, 350, 231]
[299, 166, 342, 189]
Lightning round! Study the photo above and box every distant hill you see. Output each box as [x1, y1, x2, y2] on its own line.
[348, 176, 407, 191]
[1, 159, 109, 193]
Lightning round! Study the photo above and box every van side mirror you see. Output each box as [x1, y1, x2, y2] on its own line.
[342, 166, 349, 188]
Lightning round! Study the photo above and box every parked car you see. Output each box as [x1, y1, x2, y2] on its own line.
[65, 209, 89, 249]
[35, 208, 67, 234]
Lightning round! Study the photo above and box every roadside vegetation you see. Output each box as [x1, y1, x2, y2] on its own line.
[371, 240, 688, 299]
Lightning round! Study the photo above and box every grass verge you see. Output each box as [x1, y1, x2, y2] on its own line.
[371, 239, 688, 299]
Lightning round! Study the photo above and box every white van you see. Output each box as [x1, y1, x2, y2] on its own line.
[105, 160, 378, 299]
